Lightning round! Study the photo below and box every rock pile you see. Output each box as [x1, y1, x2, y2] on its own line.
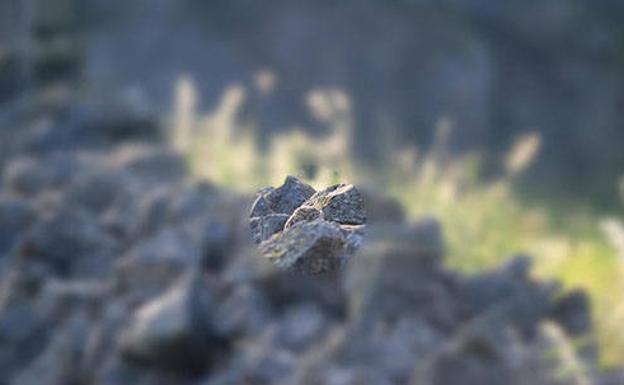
[250, 177, 366, 274]
[0, 94, 619, 385]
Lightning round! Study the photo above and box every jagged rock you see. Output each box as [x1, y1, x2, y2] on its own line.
[250, 176, 316, 217]
[213, 283, 273, 339]
[114, 228, 199, 301]
[249, 188, 275, 218]
[65, 169, 132, 215]
[339, 224, 366, 255]
[456, 255, 555, 338]
[0, 196, 35, 257]
[259, 219, 349, 274]
[304, 184, 366, 225]
[273, 302, 329, 352]
[249, 214, 289, 243]
[131, 188, 174, 238]
[111, 145, 187, 187]
[359, 187, 405, 224]
[300, 364, 394, 385]
[0, 300, 51, 382]
[119, 271, 218, 374]
[10, 313, 90, 385]
[550, 289, 592, 337]
[284, 206, 322, 229]
[17, 207, 117, 277]
[0, 91, 607, 385]
[251, 178, 367, 273]
[3, 157, 49, 197]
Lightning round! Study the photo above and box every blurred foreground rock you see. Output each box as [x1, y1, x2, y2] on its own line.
[0, 94, 618, 385]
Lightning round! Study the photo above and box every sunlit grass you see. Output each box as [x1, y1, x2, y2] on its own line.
[169, 78, 624, 367]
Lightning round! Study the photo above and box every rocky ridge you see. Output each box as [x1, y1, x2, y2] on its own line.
[250, 177, 366, 274]
[0, 95, 619, 385]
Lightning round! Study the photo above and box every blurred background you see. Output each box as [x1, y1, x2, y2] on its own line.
[2, 0, 624, 384]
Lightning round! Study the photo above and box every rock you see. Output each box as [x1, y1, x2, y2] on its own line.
[3, 157, 49, 197]
[213, 284, 273, 338]
[0, 196, 35, 257]
[114, 228, 199, 300]
[299, 364, 394, 385]
[249, 188, 275, 218]
[251, 179, 367, 273]
[201, 346, 297, 385]
[61, 95, 159, 148]
[249, 214, 289, 243]
[64, 169, 131, 215]
[17, 207, 117, 277]
[344, 244, 458, 353]
[10, 313, 90, 385]
[550, 289, 592, 336]
[359, 187, 405, 224]
[273, 302, 329, 352]
[0, 85, 608, 385]
[81, 301, 131, 382]
[339, 224, 366, 255]
[222, 251, 346, 317]
[0, 302, 50, 382]
[110, 145, 187, 187]
[304, 184, 366, 225]
[37, 279, 110, 322]
[119, 271, 218, 374]
[249, 176, 316, 217]
[284, 206, 322, 229]
[259, 219, 349, 274]
[131, 188, 174, 238]
[456, 256, 555, 338]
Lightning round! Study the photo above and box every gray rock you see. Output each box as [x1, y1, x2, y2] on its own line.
[250, 176, 316, 217]
[166, 181, 222, 223]
[114, 228, 199, 301]
[0, 302, 50, 382]
[339, 224, 366, 255]
[359, 187, 405, 224]
[112, 145, 187, 187]
[284, 206, 323, 229]
[304, 183, 366, 225]
[259, 219, 348, 274]
[343, 221, 457, 341]
[249, 188, 275, 218]
[131, 188, 174, 238]
[296, 358, 394, 385]
[249, 214, 289, 244]
[119, 271, 217, 374]
[213, 284, 272, 338]
[251, 179, 366, 274]
[456, 256, 555, 337]
[3, 157, 49, 197]
[64, 169, 131, 215]
[10, 313, 90, 385]
[550, 289, 592, 337]
[17, 207, 117, 277]
[273, 302, 329, 352]
[0, 196, 34, 257]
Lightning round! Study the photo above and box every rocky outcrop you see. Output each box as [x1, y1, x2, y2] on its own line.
[250, 177, 366, 274]
[0, 95, 615, 385]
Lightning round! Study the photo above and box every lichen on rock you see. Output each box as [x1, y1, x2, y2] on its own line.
[249, 176, 367, 274]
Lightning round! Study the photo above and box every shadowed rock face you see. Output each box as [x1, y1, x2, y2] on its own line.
[303, 184, 367, 225]
[260, 219, 347, 274]
[250, 176, 316, 217]
[250, 177, 366, 274]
